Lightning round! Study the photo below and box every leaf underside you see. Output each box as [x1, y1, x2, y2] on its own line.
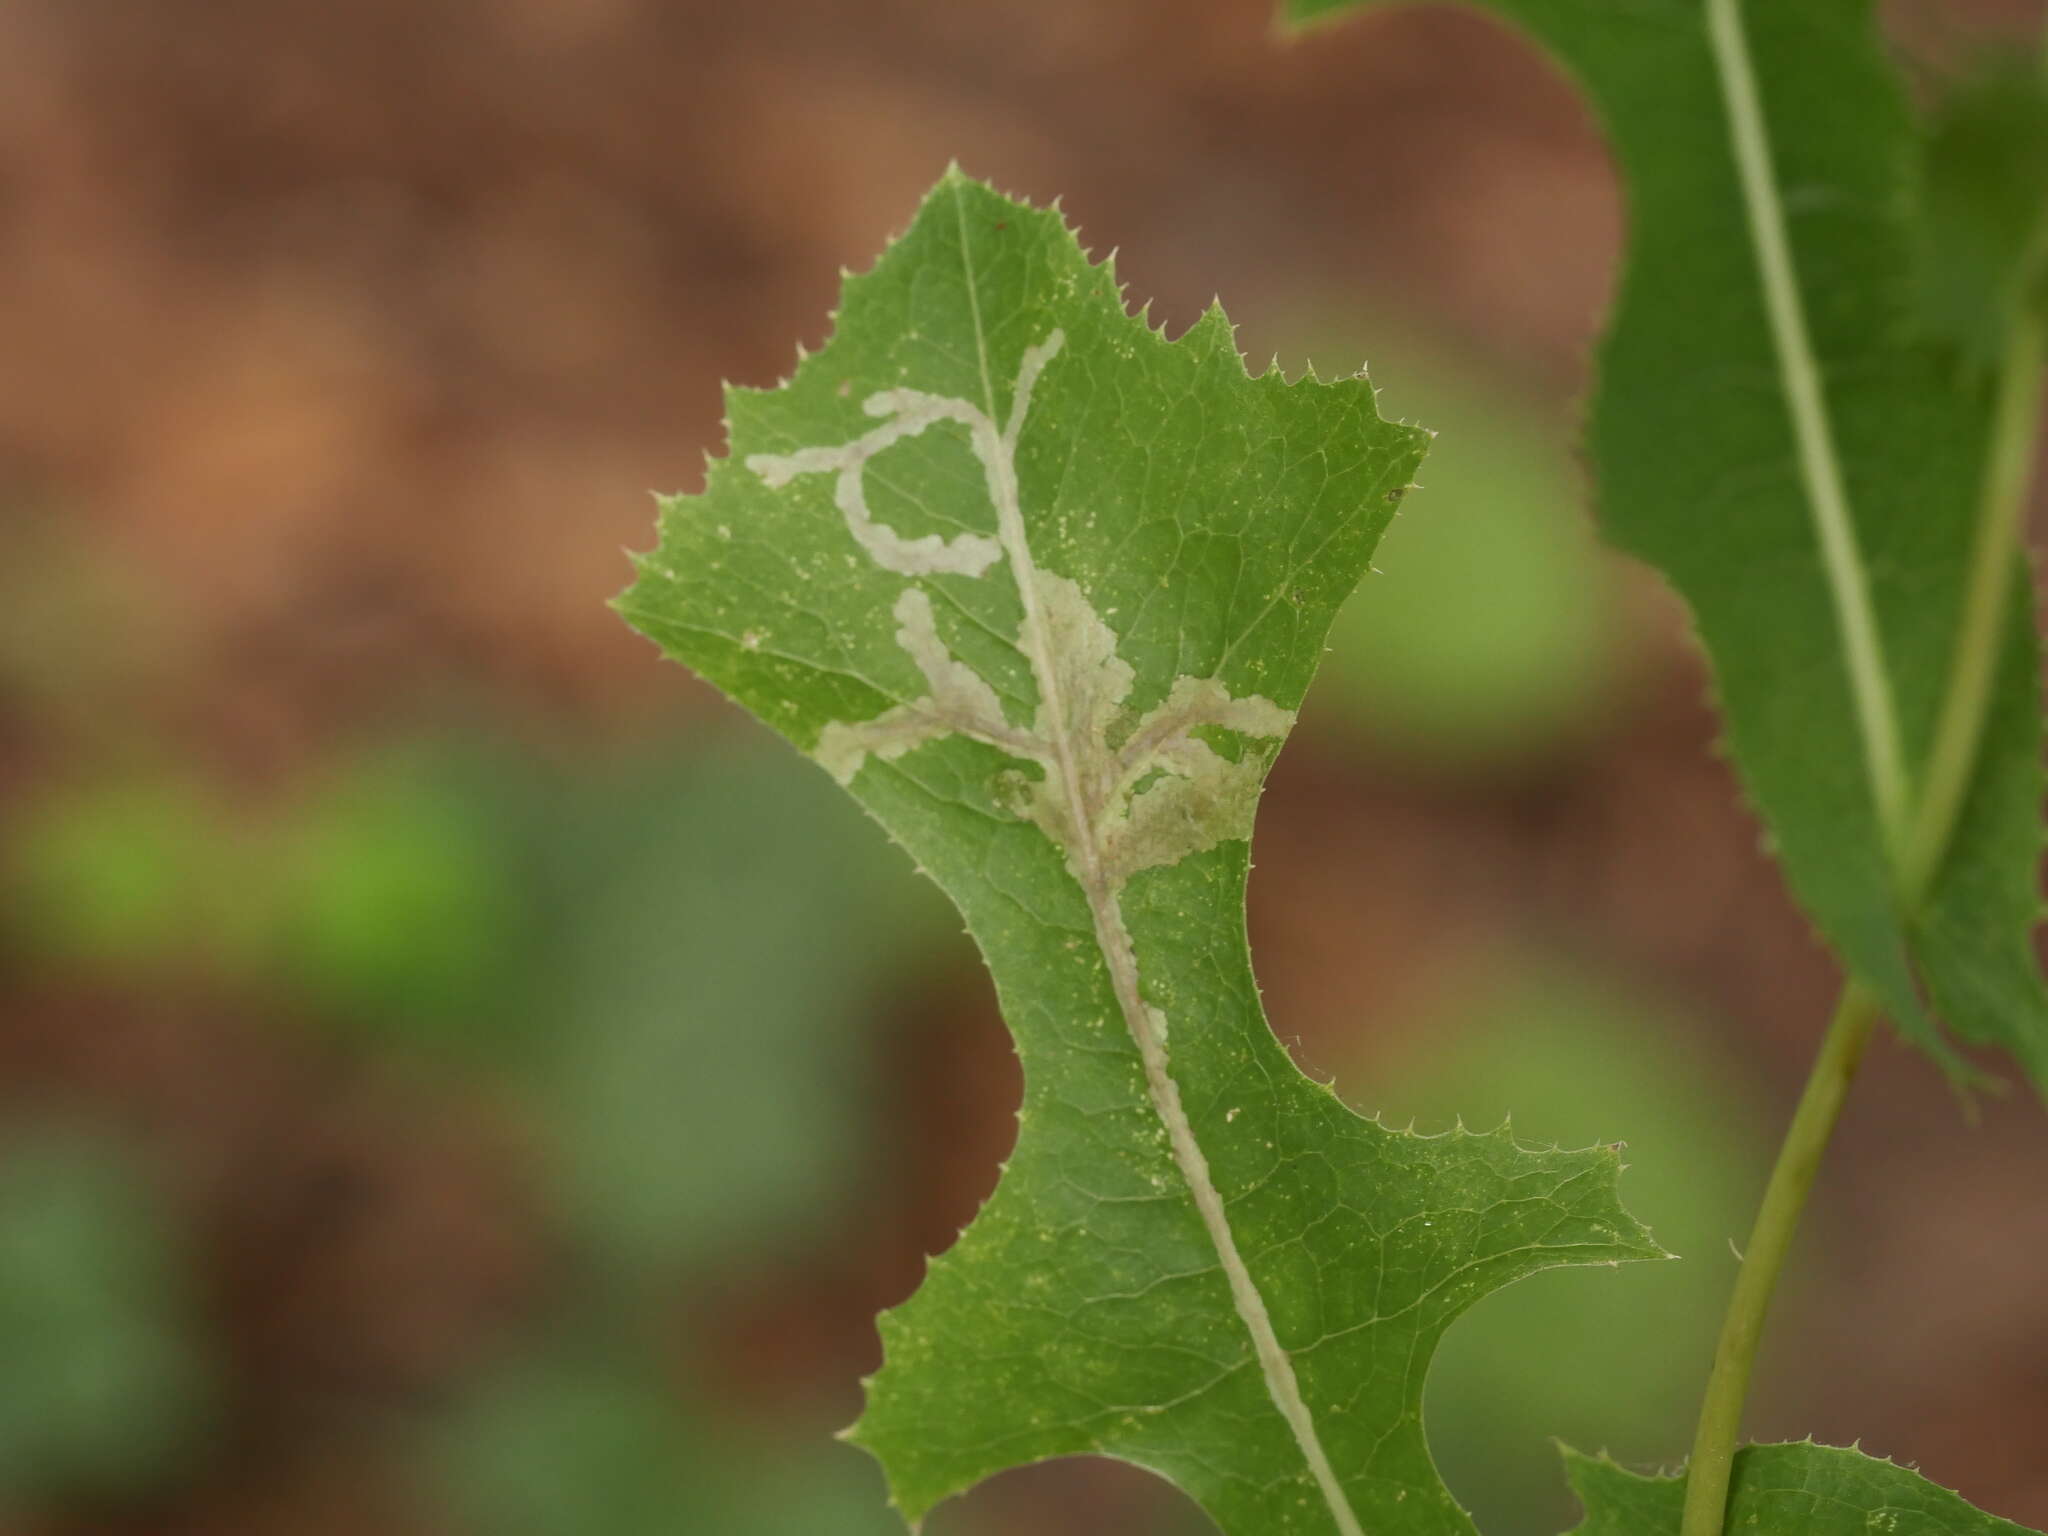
[1563, 1442, 2038, 1536]
[617, 171, 1663, 1535]
[1287, 0, 2048, 1093]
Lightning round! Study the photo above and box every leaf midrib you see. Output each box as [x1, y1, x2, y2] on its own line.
[944, 176, 1370, 1536]
[1704, 0, 1911, 860]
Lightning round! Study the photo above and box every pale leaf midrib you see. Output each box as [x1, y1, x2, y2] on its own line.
[1704, 0, 1912, 861]
[946, 180, 1368, 1536]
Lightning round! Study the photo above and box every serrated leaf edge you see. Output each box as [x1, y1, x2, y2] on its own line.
[1559, 1438, 2038, 1534]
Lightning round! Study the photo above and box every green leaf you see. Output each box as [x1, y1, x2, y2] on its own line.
[617, 169, 1663, 1535]
[0, 1126, 212, 1508]
[1561, 1442, 2041, 1535]
[1283, 0, 2048, 1091]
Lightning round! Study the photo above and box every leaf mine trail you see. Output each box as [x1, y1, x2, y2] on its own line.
[625, 172, 1679, 1536]
[742, 184, 1364, 1536]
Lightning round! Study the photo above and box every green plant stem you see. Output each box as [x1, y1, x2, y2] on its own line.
[1679, 983, 1881, 1536]
[1680, 31, 2048, 1533]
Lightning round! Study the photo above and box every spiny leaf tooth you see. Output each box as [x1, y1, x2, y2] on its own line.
[1197, 295, 1236, 340]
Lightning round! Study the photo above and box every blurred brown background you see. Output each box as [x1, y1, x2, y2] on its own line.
[2, 1, 2046, 1533]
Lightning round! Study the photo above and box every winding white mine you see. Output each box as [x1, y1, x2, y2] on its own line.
[749, 270, 1362, 1535]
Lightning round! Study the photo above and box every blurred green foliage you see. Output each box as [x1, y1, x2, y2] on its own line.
[10, 779, 260, 972]
[394, 736, 958, 1532]
[10, 734, 956, 1275]
[1300, 329, 1622, 770]
[0, 1126, 212, 1512]
[507, 740, 955, 1277]
[438, 1352, 901, 1536]
[280, 758, 530, 1036]
[3, 722, 963, 1532]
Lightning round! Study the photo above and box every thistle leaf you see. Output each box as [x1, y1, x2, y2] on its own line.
[617, 170, 1663, 1535]
[1285, 0, 2048, 1091]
